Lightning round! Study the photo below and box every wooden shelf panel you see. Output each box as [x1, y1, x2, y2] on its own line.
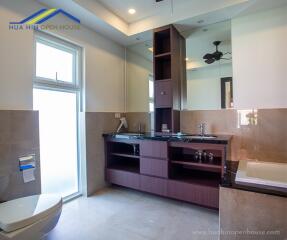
[154, 52, 171, 58]
[107, 165, 139, 174]
[111, 152, 140, 159]
[171, 160, 221, 172]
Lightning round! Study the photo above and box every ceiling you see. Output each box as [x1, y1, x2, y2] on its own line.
[37, 0, 287, 45]
[96, 0, 172, 24]
[185, 21, 232, 70]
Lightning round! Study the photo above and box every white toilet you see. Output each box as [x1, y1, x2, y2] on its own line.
[0, 194, 62, 240]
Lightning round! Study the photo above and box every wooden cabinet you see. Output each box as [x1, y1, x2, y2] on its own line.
[140, 140, 168, 159]
[104, 131, 230, 209]
[140, 157, 168, 178]
[155, 80, 172, 108]
[168, 180, 219, 209]
[140, 175, 168, 197]
[107, 169, 140, 190]
[153, 25, 186, 132]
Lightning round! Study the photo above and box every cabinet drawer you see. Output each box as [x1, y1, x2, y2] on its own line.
[106, 169, 140, 190]
[168, 180, 219, 208]
[140, 157, 168, 178]
[140, 140, 168, 159]
[155, 81, 172, 108]
[140, 175, 167, 196]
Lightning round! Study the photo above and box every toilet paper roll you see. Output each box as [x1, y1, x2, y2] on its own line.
[23, 168, 35, 183]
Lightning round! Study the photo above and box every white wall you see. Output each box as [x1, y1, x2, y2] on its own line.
[232, 6, 287, 109]
[186, 63, 232, 110]
[0, 0, 125, 112]
[0, 2, 34, 110]
[126, 49, 152, 112]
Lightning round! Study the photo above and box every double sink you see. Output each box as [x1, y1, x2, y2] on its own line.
[114, 132, 217, 140]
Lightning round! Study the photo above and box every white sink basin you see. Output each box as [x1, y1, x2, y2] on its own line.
[114, 133, 143, 139]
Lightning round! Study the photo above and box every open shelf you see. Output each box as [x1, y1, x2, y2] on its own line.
[107, 141, 140, 174]
[154, 28, 171, 55]
[154, 55, 171, 80]
[155, 108, 172, 132]
[107, 141, 139, 156]
[170, 146, 222, 172]
[170, 166, 221, 188]
[108, 155, 140, 173]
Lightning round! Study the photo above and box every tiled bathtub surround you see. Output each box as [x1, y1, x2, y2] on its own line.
[181, 109, 287, 163]
[85, 112, 124, 195]
[123, 109, 287, 163]
[0, 110, 40, 202]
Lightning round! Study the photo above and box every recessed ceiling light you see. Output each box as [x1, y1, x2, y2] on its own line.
[128, 8, 136, 14]
[148, 47, 154, 52]
[185, 58, 189, 61]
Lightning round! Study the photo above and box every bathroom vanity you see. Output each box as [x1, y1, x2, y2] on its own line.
[103, 25, 232, 209]
[103, 133, 232, 209]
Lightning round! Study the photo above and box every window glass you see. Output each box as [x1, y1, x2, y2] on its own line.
[36, 41, 74, 83]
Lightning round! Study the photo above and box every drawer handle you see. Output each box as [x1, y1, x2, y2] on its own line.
[160, 91, 166, 95]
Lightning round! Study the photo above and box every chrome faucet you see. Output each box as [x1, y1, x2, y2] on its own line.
[199, 123, 206, 136]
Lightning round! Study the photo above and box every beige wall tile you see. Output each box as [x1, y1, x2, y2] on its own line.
[0, 110, 40, 202]
[85, 112, 122, 196]
[220, 187, 287, 240]
[180, 109, 287, 163]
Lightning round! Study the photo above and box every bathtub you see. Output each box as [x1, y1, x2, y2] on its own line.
[235, 160, 287, 193]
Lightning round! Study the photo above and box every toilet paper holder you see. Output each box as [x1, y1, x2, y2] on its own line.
[19, 154, 36, 171]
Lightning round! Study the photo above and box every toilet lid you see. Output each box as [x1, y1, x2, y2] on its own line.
[0, 194, 62, 233]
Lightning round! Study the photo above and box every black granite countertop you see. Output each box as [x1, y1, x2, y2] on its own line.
[103, 132, 232, 144]
[221, 161, 287, 197]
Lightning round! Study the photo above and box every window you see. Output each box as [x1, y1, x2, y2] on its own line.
[149, 74, 154, 112]
[34, 32, 82, 200]
[148, 74, 155, 131]
[35, 32, 80, 87]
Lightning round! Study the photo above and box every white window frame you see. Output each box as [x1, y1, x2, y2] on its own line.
[148, 74, 155, 131]
[34, 31, 82, 92]
[148, 74, 154, 112]
[33, 31, 83, 201]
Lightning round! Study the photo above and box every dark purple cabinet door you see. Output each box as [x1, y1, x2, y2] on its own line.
[168, 180, 219, 208]
[107, 169, 140, 190]
[140, 157, 168, 178]
[140, 175, 168, 196]
[140, 140, 168, 159]
[155, 80, 172, 108]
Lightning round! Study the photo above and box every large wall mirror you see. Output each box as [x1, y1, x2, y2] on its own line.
[183, 20, 233, 110]
[125, 20, 233, 114]
[126, 40, 153, 113]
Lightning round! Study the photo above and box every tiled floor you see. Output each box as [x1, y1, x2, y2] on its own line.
[46, 187, 219, 240]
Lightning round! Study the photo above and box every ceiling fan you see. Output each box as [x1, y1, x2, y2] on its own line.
[203, 41, 231, 64]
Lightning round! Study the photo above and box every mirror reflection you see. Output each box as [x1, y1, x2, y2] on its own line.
[184, 21, 233, 110]
[125, 20, 233, 113]
[126, 40, 154, 130]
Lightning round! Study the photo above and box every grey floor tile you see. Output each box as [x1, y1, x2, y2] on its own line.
[46, 187, 219, 240]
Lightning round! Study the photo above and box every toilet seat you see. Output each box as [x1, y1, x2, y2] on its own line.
[0, 194, 62, 233]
